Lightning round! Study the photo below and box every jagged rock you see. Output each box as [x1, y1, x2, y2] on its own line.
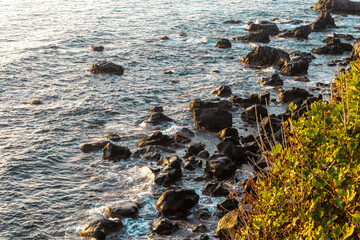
[279, 88, 310, 102]
[204, 156, 237, 179]
[232, 31, 270, 43]
[89, 62, 124, 75]
[259, 74, 283, 86]
[247, 21, 280, 35]
[80, 140, 110, 153]
[215, 39, 232, 48]
[278, 25, 312, 40]
[310, 11, 337, 31]
[193, 108, 232, 131]
[154, 156, 182, 186]
[105, 201, 139, 218]
[173, 128, 195, 143]
[241, 104, 268, 122]
[156, 189, 199, 217]
[281, 59, 309, 76]
[240, 46, 290, 69]
[311, 38, 353, 55]
[231, 91, 270, 107]
[217, 198, 239, 211]
[189, 99, 232, 111]
[313, 0, 360, 15]
[80, 219, 123, 240]
[211, 85, 232, 97]
[102, 143, 131, 160]
[138, 131, 174, 148]
[202, 182, 229, 197]
[151, 218, 179, 235]
[92, 46, 104, 52]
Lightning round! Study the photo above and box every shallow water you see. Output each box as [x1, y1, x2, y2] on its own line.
[0, 0, 359, 239]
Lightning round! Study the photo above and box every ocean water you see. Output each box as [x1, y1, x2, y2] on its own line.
[0, 0, 359, 239]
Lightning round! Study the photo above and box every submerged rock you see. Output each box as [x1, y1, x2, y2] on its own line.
[89, 62, 124, 75]
[215, 39, 232, 48]
[104, 201, 139, 218]
[102, 143, 131, 160]
[80, 219, 123, 240]
[240, 46, 290, 69]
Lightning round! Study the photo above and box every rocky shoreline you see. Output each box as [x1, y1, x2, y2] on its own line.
[78, 5, 360, 240]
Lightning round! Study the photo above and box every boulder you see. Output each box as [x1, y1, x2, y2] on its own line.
[80, 219, 123, 240]
[197, 150, 210, 159]
[102, 143, 131, 160]
[232, 31, 270, 43]
[240, 46, 290, 69]
[231, 92, 270, 108]
[154, 156, 182, 186]
[202, 182, 230, 197]
[247, 22, 280, 35]
[350, 39, 360, 61]
[156, 189, 199, 217]
[259, 74, 283, 86]
[216, 141, 246, 165]
[211, 85, 232, 97]
[182, 157, 202, 170]
[311, 11, 337, 32]
[173, 128, 195, 143]
[151, 218, 179, 235]
[144, 112, 173, 125]
[80, 140, 110, 153]
[216, 210, 242, 240]
[89, 62, 124, 75]
[134, 145, 161, 160]
[241, 104, 268, 122]
[215, 39, 232, 48]
[218, 127, 240, 144]
[185, 143, 205, 156]
[189, 99, 232, 111]
[149, 106, 163, 112]
[278, 25, 312, 40]
[281, 59, 309, 76]
[217, 198, 239, 211]
[193, 108, 232, 131]
[279, 88, 310, 102]
[311, 38, 353, 55]
[313, 0, 360, 14]
[138, 131, 174, 148]
[104, 201, 139, 218]
[204, 156, 237, 179]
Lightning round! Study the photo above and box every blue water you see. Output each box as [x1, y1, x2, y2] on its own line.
[0, 0, 359, 239]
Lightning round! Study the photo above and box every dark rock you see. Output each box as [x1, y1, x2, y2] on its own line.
[134, 145, 161, 160]
[247, 22, 280, 35]
[189, 99, 232, 111]
[182, 157, 202, 170]
[194, 208, 212, 219]
[164, 70, 174, 74]
[290, 51, 316, 62]
[217, 198, 239, 211]
[193, 108, 232, 131]
[102, 143, 131, 160]
[106, 133, 121, 141]
[211, 85, 232, 97]
[104, 201, 139, 218]
[279, 88, 310, 102]
[89, 62, 124, 75]
[231, 91, 270, 107]
[30, 99, 43, 105]
[310, 11, 337, 31]
[232, 31, 270, 43]
[278, 25, 312, 40]
[185, 143, 205, 156]
[329, 33, 355, 40]
[311, 38, 353, 55]
[199, 234, 210, 240]
[192, 224, 207, 233]
[292, 76, 310, 82]
[149, 106, 163, 112]
[216, 141, 245, 165]
[173, 128, 195, 143]
[223, 20, 241, 24]
[313, 0, 360, 14]
[80, 219, 123, 240]
[217, 128, 240, 145]
[260, 116, 283, 133]
[240, 46, 290, 69]
[154, 157, 182, 186]
[204, 156, 237, 179]
[350, 39, 360, 61]
[80, 140, 110, 153]
[197, 150, 210, 159]
[138, 131, 174, 148]
[160, 36, 170, 40]
[215, 39, 232, 48]
[202, 182, 229, 197]
[241, 104, 268, 122]
[92, 46, 104, 52]
[259, 74, 283, 86]
[144, 112, 173, 125]
[151, 218, 179, 235]
[281, 59, 309, 76]
[156, 189, 199, 217]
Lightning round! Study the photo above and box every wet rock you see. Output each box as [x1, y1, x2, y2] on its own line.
[247, 21, 279, 35]
[160, 36, 170, 40]
[80, 219, 123, 240]
[144, 112, 173, 125]
[192, 224, 207, 233]
[313, 0, 360, 14]
[231, 91, 270, 108]
[156, 189, 199, 217]
[89, 62, 124, 75]
[80, 140, 110, 153]
[151, 218, 179, 235]
[193, 108, 232, 131]
[223, 20, 241, 24]
[134, 145, 160, 159]
[215, 39, 232, 49]
[310, 11, 337, 32]
[311, 38, 353, 55]
[279, 88, 310, 102]
[216, 210, 242, 240]
[189, 99, 232, 111]
[260, 116, 283, 133]
[240, 46, 290, 69]
[164, 70, 174, 74]
[29, 99, 43, 105]
[92, 46, 104, 52]
[197, 150, 210, 159]
[154, 156, 182, 186]
[106, 133, 121, 141]
[149, 106, 163, 113]
[138, 131, 174, 148]
[202, 182, 229, 197]
[194, 208, 212, 219]
[104, 200, 139, 218]
[241, 104, 268, 122]
[278, 25, 312, 40]
[173, 128, 195, 143]
[232, 31, 270, 43]
[217, 141, 245, 165]
[198, 234, 210, 240]
[259, 74, 283, 86]
[182, 157, 202, 170]
[290, 51, 316, 62]
[185, 143, 205, 156]
[217, 198, 239, 211]
[329, 33, 355, 40]
[204, 156, 237, 179]
[281, 59, 309, 76]
[102, 143, 131, 160]
[217, 127, 240, 145]
[211, 85, 232, 97]
[292, 76, 310, 82]
[350, 39, 360, 61]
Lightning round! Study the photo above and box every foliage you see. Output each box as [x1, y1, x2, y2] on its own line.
[238, 61, 360, 239]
